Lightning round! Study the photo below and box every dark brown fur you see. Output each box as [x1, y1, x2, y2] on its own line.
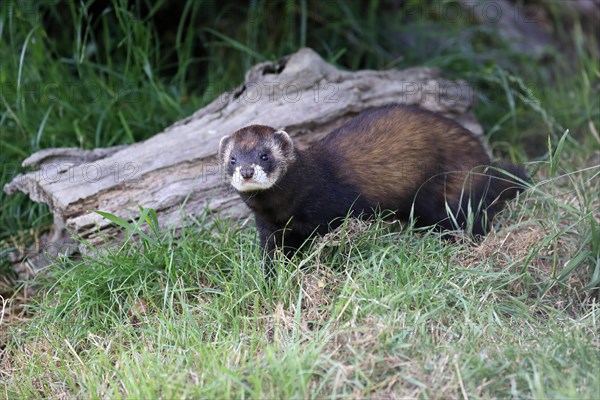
[219, 105, 528, 275]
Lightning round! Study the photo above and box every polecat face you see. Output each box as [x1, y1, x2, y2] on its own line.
[219, 125, 295, 192]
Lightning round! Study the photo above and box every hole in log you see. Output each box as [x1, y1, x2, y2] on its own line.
[262, 55, 289, 75]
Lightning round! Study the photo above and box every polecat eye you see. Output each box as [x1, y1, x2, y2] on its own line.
[230, 157, 236, 165]
[260, 154, 269, 161]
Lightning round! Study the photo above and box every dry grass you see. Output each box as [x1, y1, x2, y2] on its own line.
[456, 160, 599, 310]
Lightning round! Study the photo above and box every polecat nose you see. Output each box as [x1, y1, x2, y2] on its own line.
[240, 166, 255, 180]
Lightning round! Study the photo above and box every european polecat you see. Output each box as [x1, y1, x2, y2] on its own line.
[219, 105, 528, 273]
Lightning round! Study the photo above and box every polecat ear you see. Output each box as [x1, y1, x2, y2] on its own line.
[218, 135, 231, 163]
[273, 130, 294, 157]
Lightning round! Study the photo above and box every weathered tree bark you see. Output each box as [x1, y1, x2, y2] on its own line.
[4, 48, 482, 274]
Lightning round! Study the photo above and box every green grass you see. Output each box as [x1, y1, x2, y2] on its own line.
[3, 163, 599, 397]
[1, 1, 599, 398]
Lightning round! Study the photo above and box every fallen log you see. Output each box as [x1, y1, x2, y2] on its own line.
[4, 47, 482, 275]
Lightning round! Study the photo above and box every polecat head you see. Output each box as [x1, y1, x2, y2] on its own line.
[219, 125, 295, 192]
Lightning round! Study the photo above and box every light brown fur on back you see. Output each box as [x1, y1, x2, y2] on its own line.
[319, 106, 490, 208]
